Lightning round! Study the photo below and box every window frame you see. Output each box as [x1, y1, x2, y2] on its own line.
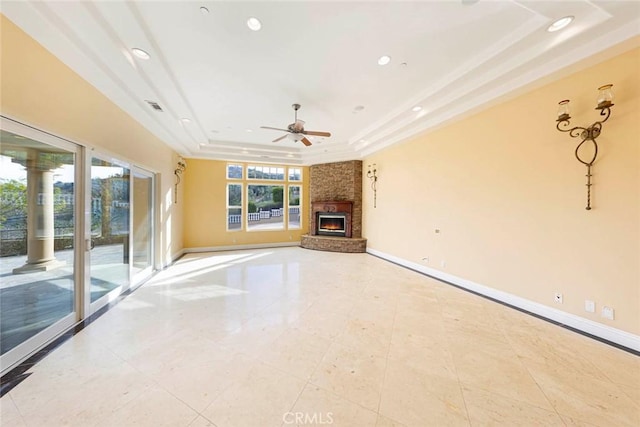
[226, 183, 243, 232]
[246, 183, 285, 232]
[227, 163, 243, 180]
[288, 184, 302, 230]
[288, 167, 302, 181]
[247, 164, 285, 181]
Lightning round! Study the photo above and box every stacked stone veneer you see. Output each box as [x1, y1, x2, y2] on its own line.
[302, 160, 366, 253]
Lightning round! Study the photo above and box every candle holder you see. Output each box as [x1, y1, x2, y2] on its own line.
[555, 84, 614, 210]
[367, 164, 378, 208]
[174, 157, 187, 204]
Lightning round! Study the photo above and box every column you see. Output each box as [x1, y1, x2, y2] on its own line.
[13, 157, 65, 273]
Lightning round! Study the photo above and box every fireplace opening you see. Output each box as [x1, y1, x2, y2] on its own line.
[317, 213, 347, 237]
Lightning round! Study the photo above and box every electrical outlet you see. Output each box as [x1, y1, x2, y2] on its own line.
[602, 306, 615, 320]
[554, 293, 563, 304]
[585, 300, 595, 313]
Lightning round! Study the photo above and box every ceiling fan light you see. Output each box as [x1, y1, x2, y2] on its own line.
[247, 17, 262, 31]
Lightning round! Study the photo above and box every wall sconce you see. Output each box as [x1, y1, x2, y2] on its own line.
[174, 157, 186, 204]
[367, 163, 378, 208]
[555, 84, 614, 210]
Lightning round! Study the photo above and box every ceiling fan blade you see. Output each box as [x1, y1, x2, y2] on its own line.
[261, 126, 291, 132]
[302, 130, 331, 137]
[300, 137, 312, 146]
[272, 134, 288, 143]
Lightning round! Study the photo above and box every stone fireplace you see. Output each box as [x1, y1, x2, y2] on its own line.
[301, 161, 366, 253]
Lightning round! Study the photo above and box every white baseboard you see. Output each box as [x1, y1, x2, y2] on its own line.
[184, 241, 301, 254]
[170, 248, 187, 265]
[367, 248, 640, 353]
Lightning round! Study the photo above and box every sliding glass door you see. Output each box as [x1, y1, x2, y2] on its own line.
[0, 123, 81, 372]
[132, 168, 154, 285]
[88, 156, 131, 307]
[1, 119, 158, 373]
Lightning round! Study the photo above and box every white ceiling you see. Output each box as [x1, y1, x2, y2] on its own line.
[3, 1, 640, 165]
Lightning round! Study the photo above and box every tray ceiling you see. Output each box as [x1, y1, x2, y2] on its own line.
[2, 1, 639, 165]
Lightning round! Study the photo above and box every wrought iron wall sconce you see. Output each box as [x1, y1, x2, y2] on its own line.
[174, 157, 186, 204]
[367, 163, 378, 208]
[555, 84, 614, 210]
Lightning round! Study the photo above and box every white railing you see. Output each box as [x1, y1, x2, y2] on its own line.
[229, 208, 291, 224]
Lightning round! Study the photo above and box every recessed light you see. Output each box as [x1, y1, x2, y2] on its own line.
[200, 6, 209, 14]
[412, 106, 422, 112]
[286, 153, 294, 158]
[359, 139, 366, 143]
[547, 16, 574, 32]
[247, 17, 262, 31]
[180, 118, 191, 123]
[131, 48, 150, 60]
[378, 55, 391, 66]
[245, 129, 253, 133]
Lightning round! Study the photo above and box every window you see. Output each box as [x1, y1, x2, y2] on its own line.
[227, 164, 243, 179]
[247, 165, 284, 180]
[288, 167, 302, 181]
[247, 185, 284, 231]
[227, 184, 242, 231]
[288, 185, 301, 229]
[225, 163, 303, 233]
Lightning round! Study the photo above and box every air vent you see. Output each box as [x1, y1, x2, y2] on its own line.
[145, 100, 163, 112]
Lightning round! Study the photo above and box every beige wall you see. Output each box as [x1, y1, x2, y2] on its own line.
[364, 47, 640, 335]
[1, 15, 183, 265]
[183, 159, 309, 248]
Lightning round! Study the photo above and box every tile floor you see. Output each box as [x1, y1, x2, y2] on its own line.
[1, 247, 638, 426]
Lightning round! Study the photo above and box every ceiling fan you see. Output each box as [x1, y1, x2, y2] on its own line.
[260, 103, 331, 146]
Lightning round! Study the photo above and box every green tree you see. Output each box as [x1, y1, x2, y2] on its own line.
[0, 180, 27, 227]
[289, 186, 300, 206]
[272, 187, 283, 204]
[228, 184, 242, 206]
